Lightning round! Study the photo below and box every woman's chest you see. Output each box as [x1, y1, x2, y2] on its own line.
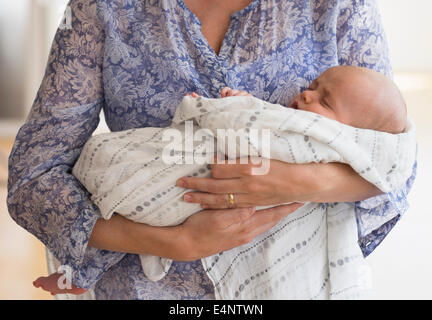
[181, 0, 255, 56]
[100, 0, 340, 131]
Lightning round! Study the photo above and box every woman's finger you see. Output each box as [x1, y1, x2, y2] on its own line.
[211, 156, 264, 179]
[236, 202, 304, 235]
[183, 191, 253, 209]
[225, 203, 304, 244]
[176, 177, 246, 194]
[254, 202, 304, 221]
[209, 206, 257, 229]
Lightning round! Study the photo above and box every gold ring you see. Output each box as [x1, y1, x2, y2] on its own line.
[228, 193, 235, 207]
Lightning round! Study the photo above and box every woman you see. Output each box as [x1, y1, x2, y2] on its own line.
[8, 0, 416, 299]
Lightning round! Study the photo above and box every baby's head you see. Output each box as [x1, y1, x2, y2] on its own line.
[289, 66, 407, 134]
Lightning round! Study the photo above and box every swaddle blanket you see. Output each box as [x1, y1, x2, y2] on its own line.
[73, 95, 416, 299]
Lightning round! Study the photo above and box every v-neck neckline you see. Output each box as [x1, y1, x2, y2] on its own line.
[177, 0, 260, 60]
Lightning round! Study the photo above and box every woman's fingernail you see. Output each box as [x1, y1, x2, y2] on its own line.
[184, 194, 192, 202]
[177, 179, 185, 187]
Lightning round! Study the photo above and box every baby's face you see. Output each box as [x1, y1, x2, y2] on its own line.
[289, 67, 365, 126]
[290, 66, 407, 134]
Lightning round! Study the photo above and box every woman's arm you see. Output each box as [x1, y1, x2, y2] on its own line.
[7, 0, 126, 289]
[294, 163, 382, 203]
[178, 159, 380, 207]
[89, 203, 303, 261]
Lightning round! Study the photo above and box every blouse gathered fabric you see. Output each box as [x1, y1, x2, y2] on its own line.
[7, 0, 417, 299]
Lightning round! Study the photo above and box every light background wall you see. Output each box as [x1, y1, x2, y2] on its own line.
[378, 0, 432, 72]
[0, 0, 69, 119]
[0, 0, 431, 300]
[0, 0, 29, 118]
[365, 0, 432, 300]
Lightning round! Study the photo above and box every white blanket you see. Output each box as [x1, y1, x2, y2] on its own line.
[73, 95, 416, 299]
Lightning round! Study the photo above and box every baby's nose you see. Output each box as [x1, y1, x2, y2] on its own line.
[301, 91, 314, 104]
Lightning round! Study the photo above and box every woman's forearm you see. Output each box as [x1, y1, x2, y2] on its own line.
[298, 162, 383, 203]
[87, 203, 305, 262]
[88, 215, 182, 259]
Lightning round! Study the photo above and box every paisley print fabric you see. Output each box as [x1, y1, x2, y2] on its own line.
[7, 0, 417, 299]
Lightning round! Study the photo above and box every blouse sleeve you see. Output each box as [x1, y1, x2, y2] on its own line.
[7, 0, 126, 289]
[336, 0, 418, 256]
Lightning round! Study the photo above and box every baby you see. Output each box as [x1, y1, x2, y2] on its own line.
[218, 65, 406, 134]
[33, 65, 407, 296]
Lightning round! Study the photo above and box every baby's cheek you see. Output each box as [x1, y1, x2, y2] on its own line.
[306, 105, 337, 120]
[325, 110, 345, 123]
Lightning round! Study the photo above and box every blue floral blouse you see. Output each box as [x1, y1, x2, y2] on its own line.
[7, 0, 417, 299]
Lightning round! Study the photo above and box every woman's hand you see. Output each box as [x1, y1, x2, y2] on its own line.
[173, 203, 303, 261]
[33, 273, 88, 296]
[177, 157, 383, 209]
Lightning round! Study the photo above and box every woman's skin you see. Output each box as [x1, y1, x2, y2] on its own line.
[88, 0, 382, 262]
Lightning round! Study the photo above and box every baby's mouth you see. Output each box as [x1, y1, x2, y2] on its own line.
[289, 99, 299, 109]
